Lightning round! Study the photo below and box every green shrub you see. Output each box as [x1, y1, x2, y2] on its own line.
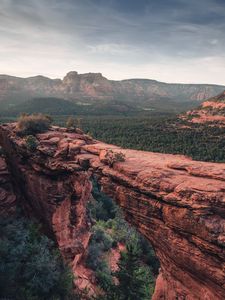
[0, 146, 4, 156]
[93, 227, 113, 251]
[139, 236, 160, 275]
[105, 150, 125, 167]
[88, 178, 117, 221]
[66, 116, 76, 130]
[17, 113, 52, 135]
[86, 227, 113, 271]
[86, 177, 159, 298]
[25, 135, 38, 151]
[95, 262, 113, 292]
[0, 216, 74, 300]
[86, 244, 102, 271]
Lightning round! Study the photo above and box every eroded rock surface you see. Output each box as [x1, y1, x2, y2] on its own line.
[182, 90, 225, 125]
[0, 123, 224, 300]
[0, 156, 17, 216]
[0, 124, 93, 291]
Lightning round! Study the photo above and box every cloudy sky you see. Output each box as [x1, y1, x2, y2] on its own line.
[0, 0, 225, 84]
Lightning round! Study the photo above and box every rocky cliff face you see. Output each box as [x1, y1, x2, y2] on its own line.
[0, 72, 224, 105]
[0, 124, 93, 290]
[0, 124, 224, 299]
[182, 90, 225, 125]
[0, 156, 17, 216]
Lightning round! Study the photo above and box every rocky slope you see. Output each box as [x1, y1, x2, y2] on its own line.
[0, 124, 224, 299]
[0, 71, 224, 109]
[182, 90, 225, 125]
[0, 156, 17, 216]
[0, 124, 93, 292]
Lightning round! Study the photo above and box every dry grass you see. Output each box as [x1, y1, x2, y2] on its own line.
[17, 114, 52, 135]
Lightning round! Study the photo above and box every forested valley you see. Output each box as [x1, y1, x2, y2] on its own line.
[1, 113, 224, 162]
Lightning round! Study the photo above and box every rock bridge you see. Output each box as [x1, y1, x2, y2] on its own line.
[0, 123, 224, 300]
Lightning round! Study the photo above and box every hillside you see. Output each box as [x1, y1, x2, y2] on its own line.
[0, 71, 224, 113]
[182, 90, 225, 125]
[1, 97, 137, 116]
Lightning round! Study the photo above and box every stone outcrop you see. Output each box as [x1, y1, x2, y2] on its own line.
[182, 90, 225, 125]
[0, 155, 17, 216]
[0, 123, 224, 300]
[0, 124, 93, 291]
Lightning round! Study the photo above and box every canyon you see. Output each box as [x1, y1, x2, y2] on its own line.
[0, 123, 224, 300]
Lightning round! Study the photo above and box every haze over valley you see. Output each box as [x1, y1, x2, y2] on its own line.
[0, 71, 224, 115]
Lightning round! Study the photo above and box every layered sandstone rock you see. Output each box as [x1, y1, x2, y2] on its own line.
[0, 156, 17, 216]
[182, 90, 225, 125]
[0, 124, 93, 291]
[0, 123, 224, 299]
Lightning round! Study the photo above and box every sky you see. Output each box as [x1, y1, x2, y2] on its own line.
[0, 0, 225, 84]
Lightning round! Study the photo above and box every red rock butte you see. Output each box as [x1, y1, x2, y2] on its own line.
[0, 123, 224, 300]
[182, 90, 225, 125]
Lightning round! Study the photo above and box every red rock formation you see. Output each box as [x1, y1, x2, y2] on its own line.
[0, 72, 224, 104]
[0, 123, 224, 300]
[182, 90, 225, 125]
[0, 156, 17, 216]
[0, 124, 93, 291]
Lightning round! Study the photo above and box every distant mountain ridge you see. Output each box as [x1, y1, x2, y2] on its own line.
[0, 71, 224, 112]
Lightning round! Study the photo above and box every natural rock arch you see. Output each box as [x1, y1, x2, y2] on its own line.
[0, 124, 224, 300]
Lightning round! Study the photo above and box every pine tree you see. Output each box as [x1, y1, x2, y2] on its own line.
[114, 242, 148, 300]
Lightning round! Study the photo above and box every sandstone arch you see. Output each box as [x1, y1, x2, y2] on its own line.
[0, 124, 224, 299]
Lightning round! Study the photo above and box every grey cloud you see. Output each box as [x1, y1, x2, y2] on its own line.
[0, 0, 224, 84]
